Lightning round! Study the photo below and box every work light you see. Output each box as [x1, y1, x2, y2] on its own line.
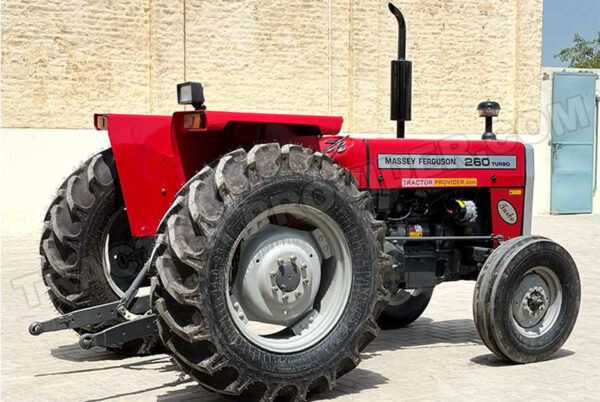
[177, 82, 205, 110]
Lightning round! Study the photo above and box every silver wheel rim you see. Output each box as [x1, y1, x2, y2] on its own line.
[511, 266, 562, 338]
[226, 204, 352, 353]
[102, 208, 151, 297]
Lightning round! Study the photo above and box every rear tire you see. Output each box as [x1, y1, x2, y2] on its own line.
[473, 236, 580, 363]
[150, 144, 392, 401]
[377, 288, 433, 329]
[40, 149, 158, 355]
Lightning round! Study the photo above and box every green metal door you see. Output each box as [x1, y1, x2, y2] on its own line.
[551, 72, 598, 214]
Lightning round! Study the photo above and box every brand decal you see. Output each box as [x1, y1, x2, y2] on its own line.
[402, 178, 477, 188]
[377, 153, 517, 170]
[497, 200, 518, 225]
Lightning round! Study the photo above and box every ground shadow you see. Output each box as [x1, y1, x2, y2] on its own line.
[155, 368, 388, 402]
[470, 348, 575, 367]
[36, 354, 177, 378]
[50, 344, 128, 363]
[46, 316, 553, 401]
[361, 316, 482, 360]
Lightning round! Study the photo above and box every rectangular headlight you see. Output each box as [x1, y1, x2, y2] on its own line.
[177, 82, 205, 109]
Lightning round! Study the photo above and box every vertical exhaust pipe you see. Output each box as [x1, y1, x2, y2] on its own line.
[389, 3, 412, 138]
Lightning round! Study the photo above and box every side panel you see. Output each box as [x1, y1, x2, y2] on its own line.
[490, 187, 525, 241]
[366, 139, 525, 189]
[365, 138, 525, 241]
[323, 137, 526, 241]
[108, 114, 186, 236]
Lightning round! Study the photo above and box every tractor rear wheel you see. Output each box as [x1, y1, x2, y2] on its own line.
[150, 144, 391, 401]
[473, 236, 580, 363]
[377, 288, 433, 329]
[40, 149, 158, 355]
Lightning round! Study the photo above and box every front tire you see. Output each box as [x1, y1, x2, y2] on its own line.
[40, 149, 158, 355]
[150, 144, 392, 401]
[473, 236, 580, 363]
[378, 288, 433, 329]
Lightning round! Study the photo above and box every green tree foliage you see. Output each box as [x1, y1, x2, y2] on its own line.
[555, 32, 600, 68]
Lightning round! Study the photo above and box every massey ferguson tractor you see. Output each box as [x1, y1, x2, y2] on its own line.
[30, 3, 580, 401]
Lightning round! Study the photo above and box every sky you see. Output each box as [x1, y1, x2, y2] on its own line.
[542, 0, 600, 66]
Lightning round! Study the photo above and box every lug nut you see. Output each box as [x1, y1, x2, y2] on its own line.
[303, 278, 310, 285]
[282, 294, 289, 300]
[272, 286, 278, 293]
[295, 290, 302, 297]
[233, 302, 240, 309]
[301, 263, 307, 269]
[291, 255, 297, 261]
[277, 258, 285, 265]
[270, 271, 276, 277]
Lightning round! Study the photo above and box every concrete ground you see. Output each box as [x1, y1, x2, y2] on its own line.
[1, 214, 599, 401]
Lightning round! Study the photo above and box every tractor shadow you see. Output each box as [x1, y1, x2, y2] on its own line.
[470, 348, 575, 367]
[43, 316, 576, 401]
[155, 368, 389, 402]
[361, 316, 482, 360]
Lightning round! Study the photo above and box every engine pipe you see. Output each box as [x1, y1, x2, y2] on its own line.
[389, 3, 412, 139]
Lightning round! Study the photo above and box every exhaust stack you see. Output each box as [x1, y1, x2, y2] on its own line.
[389, 3, 412, 139]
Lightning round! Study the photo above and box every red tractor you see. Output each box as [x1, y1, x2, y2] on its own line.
[30, 4, 580, 401]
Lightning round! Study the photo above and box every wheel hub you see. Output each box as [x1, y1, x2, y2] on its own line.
[512, 273, 551, 328]
[275, 258, 302, 292]
[232, 225, 322, 326]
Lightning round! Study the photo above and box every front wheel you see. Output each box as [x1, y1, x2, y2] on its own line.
[150, 144, 392, 401]
[377, 288, 433, 329]
[473, 236, 581, 363]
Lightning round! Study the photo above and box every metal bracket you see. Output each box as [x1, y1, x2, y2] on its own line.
[28, 295, 150, 336]
[79, 314, 158, 349]
[386, 234, 503, 242]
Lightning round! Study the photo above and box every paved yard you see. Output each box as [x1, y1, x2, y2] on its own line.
[2, 215, 599, 401]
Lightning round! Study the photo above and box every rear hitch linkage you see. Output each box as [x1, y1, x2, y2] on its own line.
[29, 262, 157, 349]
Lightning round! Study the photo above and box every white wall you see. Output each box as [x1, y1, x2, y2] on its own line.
[0, 129, 110, 237]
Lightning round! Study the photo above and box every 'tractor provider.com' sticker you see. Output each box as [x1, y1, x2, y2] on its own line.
[402, 178, 477, 188]
[497, 200, 518, 225]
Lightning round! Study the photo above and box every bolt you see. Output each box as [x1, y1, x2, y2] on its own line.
[270, 271, 276, 277]
[301, 263, 307, 269]
[233, 302, 240, 309]
[290, 255, 297, 261]
[161, 188, 167, 195]
[272, 286, 278, 293]
[303, 278, 310, 285]
[277, 258, 285, 265]
[238, 313, 244, 320]
[295, 290, 302, 297]
[282, 294, 289, 300]
[309, 317, 315, 324]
